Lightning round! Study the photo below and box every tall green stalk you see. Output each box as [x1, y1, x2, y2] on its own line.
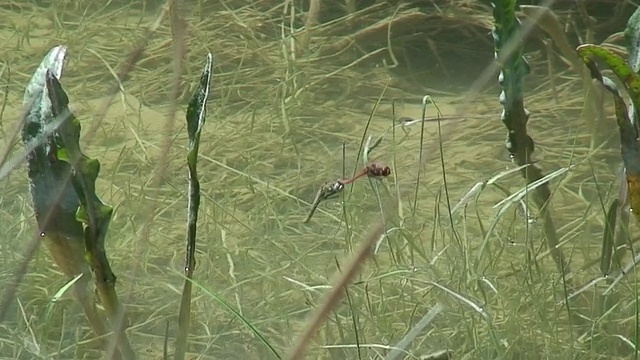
[174, 53, 213, 360]
[490, 0, 567, 273]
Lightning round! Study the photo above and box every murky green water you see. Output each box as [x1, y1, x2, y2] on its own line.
[0, 1, 636, 359]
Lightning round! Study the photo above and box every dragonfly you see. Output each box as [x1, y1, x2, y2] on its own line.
[341, 162, 391, 184]
[303, 162, 392, 223]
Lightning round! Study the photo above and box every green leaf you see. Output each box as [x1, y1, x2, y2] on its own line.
[186, 53, 213, 165]
[45, 69, 116, 284]
[19, 45, 85, 240]
[578, 45, 640, 224]
[624, 7, 640, 129]
[578, 57, 638, 149]
[624, 6, 640, 74]
[601, 199, 618, 275]
[577, 45, 640, 119]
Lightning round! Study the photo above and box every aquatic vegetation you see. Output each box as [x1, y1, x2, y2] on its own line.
[15, 45, 115, 354]
[8, 43, 215, 359]
[520, 4, 607, 147]
[575, 5, 640, 294]
[174, 52, 212, 360]
[2, 1, 640, 359]
[17, 45, 137, 358]
[490, 0, 567, 273]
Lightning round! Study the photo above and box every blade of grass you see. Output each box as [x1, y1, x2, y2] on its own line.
[601, 199, 618, 275]
[171, 269, 282, 359]
[384, 303, 445, 360]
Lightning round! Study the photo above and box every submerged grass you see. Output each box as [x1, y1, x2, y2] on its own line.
[0, 0, 638, 359]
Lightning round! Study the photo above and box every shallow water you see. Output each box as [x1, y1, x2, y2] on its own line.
[0, 1, 635, 360]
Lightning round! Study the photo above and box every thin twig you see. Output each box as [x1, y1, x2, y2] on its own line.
[154, 0, 187, 186]
[285, 222, 385, 360]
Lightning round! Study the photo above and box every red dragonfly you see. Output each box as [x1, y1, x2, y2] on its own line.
[304, 162, 391, 223]
[340, 162, 391, 185]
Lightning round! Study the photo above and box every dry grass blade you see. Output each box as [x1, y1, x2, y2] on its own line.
[82, 2, 169, 147]
[492, 166, 573, 210]
[520, 4, 606, 145]
[296, 0, 320, 57]
[520, 5, 581, 71]
[154, 0, 187, 186]
[285, 222, 385, 360]
[603, 252, 640, 295]
[451, 164, 530, 215]
[317, 9, 426, 58]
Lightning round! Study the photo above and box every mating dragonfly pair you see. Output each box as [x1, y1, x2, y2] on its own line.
[304, 162, 391, 223]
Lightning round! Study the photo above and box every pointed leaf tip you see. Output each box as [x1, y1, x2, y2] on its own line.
[186, 53, 213, 143]
[23, 45, 68, 107]
[45, 69, 70, 108]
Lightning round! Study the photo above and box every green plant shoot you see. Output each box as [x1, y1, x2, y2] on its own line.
[489, 0, 567, 274]
[45, 68, 136, 360]
[577, 5, 640, 225]
[491, 0, 532, 157]
[17, 45, 114, 351]
[174, 53, 213, 360]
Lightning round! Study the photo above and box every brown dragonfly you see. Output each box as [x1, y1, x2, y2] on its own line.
[304, 162, 391, 223]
